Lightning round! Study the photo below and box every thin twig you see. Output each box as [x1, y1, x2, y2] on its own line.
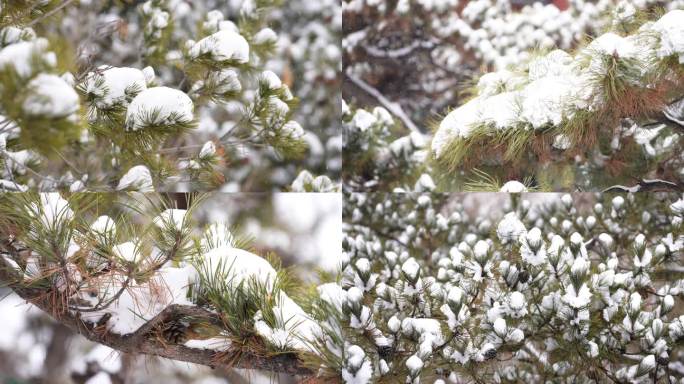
[27, 0, 75, 27]
[345, 72, 422, 134]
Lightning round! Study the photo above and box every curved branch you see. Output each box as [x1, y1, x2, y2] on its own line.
[0, 239, 313, 377]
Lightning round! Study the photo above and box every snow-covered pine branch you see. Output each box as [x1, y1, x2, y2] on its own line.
[335, 191, 684, 383]
[343, 100, 434, 192]
[0, 192, 341, 379]
[430, 9, 684, 191]
[0, 0, 336, 192]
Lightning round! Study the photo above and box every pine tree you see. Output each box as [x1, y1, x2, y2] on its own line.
[0, 0, 339, 192]
[0, 192, 335, 379]
[336, 191, 684, 383]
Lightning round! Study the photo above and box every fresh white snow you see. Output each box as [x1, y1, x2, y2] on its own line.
[22, 74, 79, 118]
[189, 30, 250, 64]
[125, 87, 194, 131]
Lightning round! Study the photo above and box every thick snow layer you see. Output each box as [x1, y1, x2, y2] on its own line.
[77, 264, 197, 335]
[84, 66, 148, 108]
[431, 97, 484, 157]
[125, 87, 194, 131]
[479, 91, 522, 129]
[0, 38, 50, 77]
[520, 75, 580, 129]
[586, 32, 636, 58]
[201, 246, 277, 286]
[189, 30, 250, 64]
[22, 74, 79, 118]
[651, 10, 684, 63]
[116, 165, 154, 192]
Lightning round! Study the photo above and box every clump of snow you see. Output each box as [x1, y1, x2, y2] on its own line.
[205, 69, 241, 94]
[562, 283, 592, 308]
[500, 180, 527, 193]
[351, 109, 377, 132]
[125, 87, 194, 131]
[254, 28, 277, 45]
[201, 246, 321, 350]
[22, 74, 79, 118]
[91, 215, 116, 237]
[650, 10, 684, 63]
[431, 97, 484, 157]
[342, 345, 373, 384]
[189, 30, 250, 64]
[199, 141, 216, 159]
[113, 241, 142, 264]
[281, 120, 305, 139]
[29, 193, 73, 229]
[83, 66, 148, 108]
[496, 212, 527, 244]
[0, 38, 52, 78]
[77, 263, 197, 335]
[153, 209, 187, 231]
[116, 165, 154, 192]
[200, 222, 236, 251]
[260, 70, 283, 90]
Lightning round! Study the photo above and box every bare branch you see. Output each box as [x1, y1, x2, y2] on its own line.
[345, 71, 423, 134]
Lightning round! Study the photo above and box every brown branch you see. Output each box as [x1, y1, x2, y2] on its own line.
[0, 239, 313, 378]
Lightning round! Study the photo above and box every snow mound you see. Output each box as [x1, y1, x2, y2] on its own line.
[0, 38, 51, 78]
[651, 10, 684, 63]
[116, 165, 154, 192]
[84, 66, 148, 108]
[22, 74, 79, 118]
[189, 30, 250, 64]
[125, 87, 194, 131]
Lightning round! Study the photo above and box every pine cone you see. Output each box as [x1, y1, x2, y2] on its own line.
[162, 320, 190, 344]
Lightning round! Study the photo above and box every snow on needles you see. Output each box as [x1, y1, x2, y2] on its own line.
[201, 246, 321, 351]
[22, 74, 79, 118]
[125, 87, 194, 131]
[430, 9, 684, 160]
[188, 30, 250, 64]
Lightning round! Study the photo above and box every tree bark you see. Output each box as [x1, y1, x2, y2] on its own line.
[0, 238, 313, 378]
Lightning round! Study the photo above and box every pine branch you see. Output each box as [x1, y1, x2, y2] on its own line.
[0, 235, 313, 378]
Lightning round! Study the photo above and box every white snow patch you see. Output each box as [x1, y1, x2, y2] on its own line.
[116, 165, 154, 192]
[84, 66, 148, 108]
[22, 74, 79, 118]
[189, 30, 250, 64]
[125, 87, 194, 131]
